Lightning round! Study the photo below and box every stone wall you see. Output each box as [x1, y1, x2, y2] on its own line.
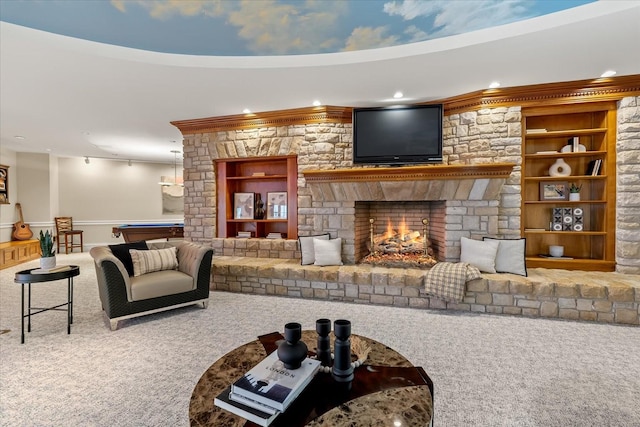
[616, 96, 640, 274]
[181, 101, 638, 273]
[211, 256, 640, 325]
[443, 107, 523, 240]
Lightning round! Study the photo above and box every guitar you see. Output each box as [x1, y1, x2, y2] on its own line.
[12, 202, 34, 240]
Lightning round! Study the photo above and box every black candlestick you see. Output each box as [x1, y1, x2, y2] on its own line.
[316, 318, 332, 366]
[332, 319, 354, 383]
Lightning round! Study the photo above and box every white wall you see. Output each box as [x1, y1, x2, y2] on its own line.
[0, 147, 17, 242]
[0, 149, 184, 246]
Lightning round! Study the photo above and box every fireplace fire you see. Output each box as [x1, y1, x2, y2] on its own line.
[361, 217, 437, 269]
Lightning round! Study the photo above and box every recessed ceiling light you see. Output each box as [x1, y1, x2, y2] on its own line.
[14, 135, 25, 140]
[489, 81, 501, 88]
[312, 100, 321, 106]
[242, 108, 251, 114]
[393, 91, 403, 99]
[600, 70, 616, 78]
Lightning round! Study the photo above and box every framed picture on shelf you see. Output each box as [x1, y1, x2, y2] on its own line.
[540, 181, 569, 201]
[267, 191, 288, 219]
[233, 192, 255, 219]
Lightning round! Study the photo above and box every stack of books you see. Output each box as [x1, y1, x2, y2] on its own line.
[266, 233, 283, 239]
[586, 159, 602, 176]
[214, 351, 321, 426]
[236, 231, 253, 238]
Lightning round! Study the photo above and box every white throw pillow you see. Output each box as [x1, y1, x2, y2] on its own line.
[460, 237, 499, 273]
[130, 247, 178, 277]
[313, 238, 343, 266]
[298, 234, 330, 265]
[483, 237, 528, 276]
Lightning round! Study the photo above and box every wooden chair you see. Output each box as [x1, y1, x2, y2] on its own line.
[54, 217, 84, 254]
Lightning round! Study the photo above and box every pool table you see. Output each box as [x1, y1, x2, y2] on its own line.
[111, 223, 184, 243]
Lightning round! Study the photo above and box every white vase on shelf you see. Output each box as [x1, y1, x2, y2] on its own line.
[569, 193, 581, 201]
[549, 159, 571, 177]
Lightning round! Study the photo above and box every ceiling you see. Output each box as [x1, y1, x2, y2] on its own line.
[1, 1, 639, 163]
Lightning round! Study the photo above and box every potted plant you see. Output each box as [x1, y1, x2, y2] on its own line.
[39, 229, 56, 269]
[569, 183, 582, 201]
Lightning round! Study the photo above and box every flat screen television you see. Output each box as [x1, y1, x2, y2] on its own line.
[352, 104, 443, 165]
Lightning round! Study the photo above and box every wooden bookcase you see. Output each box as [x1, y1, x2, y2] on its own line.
[215, 155, 298, 239]
[521, 102, 616, 271]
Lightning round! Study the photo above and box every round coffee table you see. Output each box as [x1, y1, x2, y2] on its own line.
[189, 330, 433, 426]
[14, 265, 80, 344]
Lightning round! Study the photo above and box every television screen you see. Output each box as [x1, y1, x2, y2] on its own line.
[352, 104, 443, 165]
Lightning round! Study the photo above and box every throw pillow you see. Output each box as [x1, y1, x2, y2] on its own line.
[109, 241, 148, 276]
[313, 238, 343, 266]
[298, 234, 330, 265]
[483, 237, 528, 276]
[459, 236, 499, 273]
[130, 247, 178, 277]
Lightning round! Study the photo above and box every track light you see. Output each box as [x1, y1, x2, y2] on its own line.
[84, 157, 90, 164]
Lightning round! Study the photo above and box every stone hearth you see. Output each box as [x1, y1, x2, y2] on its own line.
[303, 163, 515, 264]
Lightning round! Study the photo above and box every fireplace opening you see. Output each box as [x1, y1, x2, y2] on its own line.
[354, 201, 445, 268]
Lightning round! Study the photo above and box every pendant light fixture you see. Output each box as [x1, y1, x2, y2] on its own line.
[159, 150, 183, 186]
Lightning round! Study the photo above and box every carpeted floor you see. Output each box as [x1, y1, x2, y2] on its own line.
[1, 252, 639, 427]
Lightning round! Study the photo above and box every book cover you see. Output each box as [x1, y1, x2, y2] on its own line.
[229, 392, 278, 415]
[593, 159, 602, 176]
[31, 265, 73, 274]
[231, 351, 320, 411]
[214, 385, 279, 427]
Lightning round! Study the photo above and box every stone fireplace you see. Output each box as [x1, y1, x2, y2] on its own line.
[303, 163, 514, 264]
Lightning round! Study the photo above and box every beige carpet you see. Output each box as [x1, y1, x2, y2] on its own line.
[1, 252, 639, 426]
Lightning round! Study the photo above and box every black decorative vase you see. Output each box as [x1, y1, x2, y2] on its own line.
[331, 319, 354, 383]
[316, 318, 332, 366]
[277, 322, 308, 369]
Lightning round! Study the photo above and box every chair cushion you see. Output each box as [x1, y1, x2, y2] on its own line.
[130, 247, 178, 277]
[109, 241, 148, 276]
[129, 270, 194, 301]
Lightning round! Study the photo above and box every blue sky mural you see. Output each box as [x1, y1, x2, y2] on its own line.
[1, 0, 595, 55]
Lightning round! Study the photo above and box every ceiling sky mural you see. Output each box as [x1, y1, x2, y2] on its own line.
[1, 0, 594, 56]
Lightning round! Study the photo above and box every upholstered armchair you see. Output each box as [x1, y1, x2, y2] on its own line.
[90, 240, 213, 330]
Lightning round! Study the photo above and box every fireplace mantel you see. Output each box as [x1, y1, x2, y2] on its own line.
[303, 163, 516, 204]
[303, 163, 515, 183]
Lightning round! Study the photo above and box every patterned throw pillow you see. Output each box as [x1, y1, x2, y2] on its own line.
[129, 247, 178, 277]
[109, 241, 148, 276]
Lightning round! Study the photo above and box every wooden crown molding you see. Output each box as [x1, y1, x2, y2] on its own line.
[171, 105, 352, 134]
[171, 75, 640, 134]
[440, 74, 640, 114]
[303, 163, 516, 183]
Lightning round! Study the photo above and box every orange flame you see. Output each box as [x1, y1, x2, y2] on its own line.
[385, 218, 393, 239]
[398, 216, 407, 239]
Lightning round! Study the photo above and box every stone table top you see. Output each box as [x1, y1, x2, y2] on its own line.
[189, 330, 433, 427]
